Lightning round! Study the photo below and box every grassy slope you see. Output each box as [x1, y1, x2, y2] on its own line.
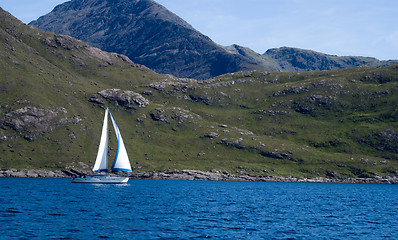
[0, 8, 162, 169]
[1, 8, 397, 179]
[135, 67, 398, 178]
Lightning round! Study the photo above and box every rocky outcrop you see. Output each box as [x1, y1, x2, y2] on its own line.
[149, 108, 169, 123]
[204, 132, 219, 139]
[90, 89, 149, 109]
[148, 77, 196, 92]
[0, 106, 81, 141]
[149, 107, 202, 124]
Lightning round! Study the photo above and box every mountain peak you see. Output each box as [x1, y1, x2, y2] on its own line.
[30, 1, 396, 79]
[31, 0, 231, 79]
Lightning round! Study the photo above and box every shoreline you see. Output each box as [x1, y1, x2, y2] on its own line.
[1, 168, 397, 184]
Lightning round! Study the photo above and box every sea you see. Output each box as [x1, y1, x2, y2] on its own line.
[0, 178, 397, 240]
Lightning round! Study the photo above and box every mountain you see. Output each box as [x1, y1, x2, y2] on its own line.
[29, 0, 274, 80]
[1, 8, 398, 179]
[265, 47, 398, 72]
[29, 0, 397, 80]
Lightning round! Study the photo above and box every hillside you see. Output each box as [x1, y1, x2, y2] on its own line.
[1, 8, 398, 180]
[29, 0, 397, 80]
[0, 7, 162, 169]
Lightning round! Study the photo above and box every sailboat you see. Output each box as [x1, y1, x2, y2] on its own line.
[72, 108, 132, 184]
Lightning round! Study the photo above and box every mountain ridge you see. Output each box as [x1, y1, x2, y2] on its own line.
[30, 0, 252, 80]
[29, 0, 397, 80]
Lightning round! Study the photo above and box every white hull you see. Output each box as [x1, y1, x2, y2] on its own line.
[72, 175, 129, 184]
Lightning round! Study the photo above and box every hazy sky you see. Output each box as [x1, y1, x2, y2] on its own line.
[2, 0, 397, 60]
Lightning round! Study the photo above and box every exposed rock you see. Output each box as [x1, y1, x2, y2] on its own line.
[252, 109, 292, 116]
[0, 131, 7, 142]
[89, 96, 105, 104]
[189, 94, 213, 105]
[148, 77, 196, 92]
[359, 128, 398, 153]
[129, 170, 398, 184]
[217, 138, 245, 149]
[149, 108, 169, 123]
[294, 94, 338, 114]
[274, 85, 309, 96]
[149, 107, 201, 124]
[1, 168, 397, 184]
[170, 107, 201, 123]
[0, 169, 69, 178]
[149, 82, 167, 91]
[141, 91, 153, 96]
[259, 151, 285, 159]
[97, 89, 149, 109]
[0, 106, 74, 141]
[204, 132, 219, 139]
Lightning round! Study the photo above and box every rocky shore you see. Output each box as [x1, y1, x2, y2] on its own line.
[130, 170, 398, 184]
[1, 168, 397, 184]
[0, 169, 69, 178]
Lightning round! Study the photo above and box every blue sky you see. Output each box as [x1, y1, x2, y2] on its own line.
[2, 0, 397, 60]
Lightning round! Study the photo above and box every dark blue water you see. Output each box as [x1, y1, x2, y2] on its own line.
[0, 178, 397, 239]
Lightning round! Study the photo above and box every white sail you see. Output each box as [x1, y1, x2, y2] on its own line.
[92, 108, 109, 172]
[109, 112, 132, 172]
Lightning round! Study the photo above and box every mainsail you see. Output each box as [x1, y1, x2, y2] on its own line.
[92, 108, 132, 173]
[92, 108, 109, 172]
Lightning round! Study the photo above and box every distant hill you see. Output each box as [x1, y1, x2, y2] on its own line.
[264, 47, 398, 72]
[29, 0, 397, 80]
[1, 8, 398, 179]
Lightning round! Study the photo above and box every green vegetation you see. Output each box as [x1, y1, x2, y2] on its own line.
[1, 8, 397, 179]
